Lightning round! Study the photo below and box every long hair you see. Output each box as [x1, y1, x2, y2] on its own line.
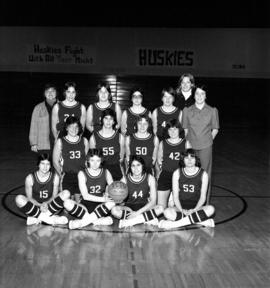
[100, 108, 117, 130]
[96, 82, 112, 102]
[134, 115, 153, 134]
[165, 118, 184, 138]
[176, 73, 195, 94]
[128, 155, 146, 176]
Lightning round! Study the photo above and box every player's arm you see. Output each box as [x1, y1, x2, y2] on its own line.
[119, 133, 125, 163]
[80, 104, 86, 130]
[44, 173, 60, 207]
[151, 109, 158, 135]
[125, 136, 131, 165]
[172, 169, 183, 212]
[192, 171, 208, 212]
[25, 175, 41, 207]
[178, 109, 183, 124]
[115, 103, 122, 130]
[89, 134, 96, 149]
[121, 110, 127, 135]
[53, 139, 63, 176]
[156, 141, 163, 176]
[152, 136, 159, 166]
[212, 129, 219, 140]
[83, 137, 89, 155]
[78, 171, 106, 203]
[86, 104, 94, 132]
[51, 103, 59, 140]
[147, 110, 152, 119]
[185, 140, 192, 149]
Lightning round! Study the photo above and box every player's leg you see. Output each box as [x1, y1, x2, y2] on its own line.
[119, 205, 164, 228]
[15, 195, 68, 226]
[47, 189, 70, 215]
[157, 171, 173, 208]
[159, 205, 215, 229]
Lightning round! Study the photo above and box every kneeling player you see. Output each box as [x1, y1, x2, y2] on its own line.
[15, 153, 69, 226]
[159, 149, 215, 229]
[64, 149, 116, 229]
[111, 155, 163, 228]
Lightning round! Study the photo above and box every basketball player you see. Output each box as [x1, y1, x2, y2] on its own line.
[52, 82, 86, 139]
[125, 115, 159, 175]
[158, 149, 215, 229]
[156, 119, 190, 208]
[64, 149, 115, 229]
[15, 153, 69, 226]
[86, 82, 122, 133]
[89, 108, 125, 181]
[175, 73, 195, 110]
[152, 87, 182, 140]
[53, 116, 89, 202]
[111, 155, 163, 228]
[121, 89, 151, 136]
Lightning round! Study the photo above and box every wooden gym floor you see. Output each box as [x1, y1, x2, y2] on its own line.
[0, 74, 269, 288]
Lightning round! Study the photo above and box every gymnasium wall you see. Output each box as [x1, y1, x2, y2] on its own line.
[0, 27, 269, 78]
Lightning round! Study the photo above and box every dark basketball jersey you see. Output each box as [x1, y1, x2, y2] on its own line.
[156, 106, 180, 139]
[31, 171, 55, 203]
[57, 101, 82, 131]
[161, 138, 186, 172]
[126, 173, 150, 205]
[129, 133, 155, 169]
[126, 108, 149, 135]
[178, 168, 204, 204]
[83, 168, 107, 197]
[61, 136, 86, 173]
[94, 130, 120, 166]
[92, 102, 116, 132]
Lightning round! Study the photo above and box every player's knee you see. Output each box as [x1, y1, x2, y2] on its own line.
[15, 195, 27, 208]
[60, 189, 70, 200]
[63, 199, 75, 211]
[154, 205, 164, 216]
[164, 207, 176, 220]
[104, 201, 116, 210]
[204, 205, 215, 217]
[111, 206, 122, 219]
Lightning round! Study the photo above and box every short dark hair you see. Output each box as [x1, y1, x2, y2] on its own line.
[64, 116, 83, 136]
[101, 108, 117, 129]
[37, 153, 52, 166]
[86, 149, 104, 168]
[96, 82, 112, 102]
[129, 88, 143, 101]
[134, 115, 153, 133]
[179, 149, 201, 168]
[161, 87, 176, 99]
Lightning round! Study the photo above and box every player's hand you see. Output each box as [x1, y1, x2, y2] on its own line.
[40, 203, 48, 212]
[104, 194, 114, 202]
[126, 211, 139, 219]
[31, 145, 38, 152]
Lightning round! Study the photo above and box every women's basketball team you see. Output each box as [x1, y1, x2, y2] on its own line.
[18, 73, 219, 230]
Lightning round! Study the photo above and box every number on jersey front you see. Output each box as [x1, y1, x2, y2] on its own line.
[132, 190, 143, 199]
[64, 113, 75, 122]
[182, 184, 195, 193]
[169, 152, 180, 160]
[89, 185, 101, 194]
[69, 151, 81, 159]
[136, 147, 147, 155]
[103, 147, 114, 155]
[39, 190, 49, 199]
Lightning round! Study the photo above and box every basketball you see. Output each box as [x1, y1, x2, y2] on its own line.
[108, 181, 128, 203]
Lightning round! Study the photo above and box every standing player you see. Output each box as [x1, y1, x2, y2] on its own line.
[15, 153, 69, 226]
[121, 89, 151, 136]
[64, 149, 115, 229]
[111, 155, 163, 228]
[159, 149, 215, 229]
[175, 73, 195, 110]
[125, 115, 159, 174]
[86, 82, 122, 133]
[52, 82, 86, 139]
[53, 116, 89, 202]
[156, 119, 191, 208]
[89, 108, 125, 181]
[152, 87, 182, 140]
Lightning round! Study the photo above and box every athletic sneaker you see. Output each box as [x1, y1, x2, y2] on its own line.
[145, 218, 159, 226]
[51, 215, 69, 225]
[199, 218, 215, 228]
[93, 216, 113, 226]
[69, 219, 84, 230]
[26, 217, 41, 226]
[158, 219, 175, 230]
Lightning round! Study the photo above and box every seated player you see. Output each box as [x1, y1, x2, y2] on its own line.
[156, 119, 190, 208]
[111, 155, 163, 228]
[125, 115, 159, 175]
[64, 149, 116, 229]
[159, 149, 215, 229]
[15, 153, 69, 226]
